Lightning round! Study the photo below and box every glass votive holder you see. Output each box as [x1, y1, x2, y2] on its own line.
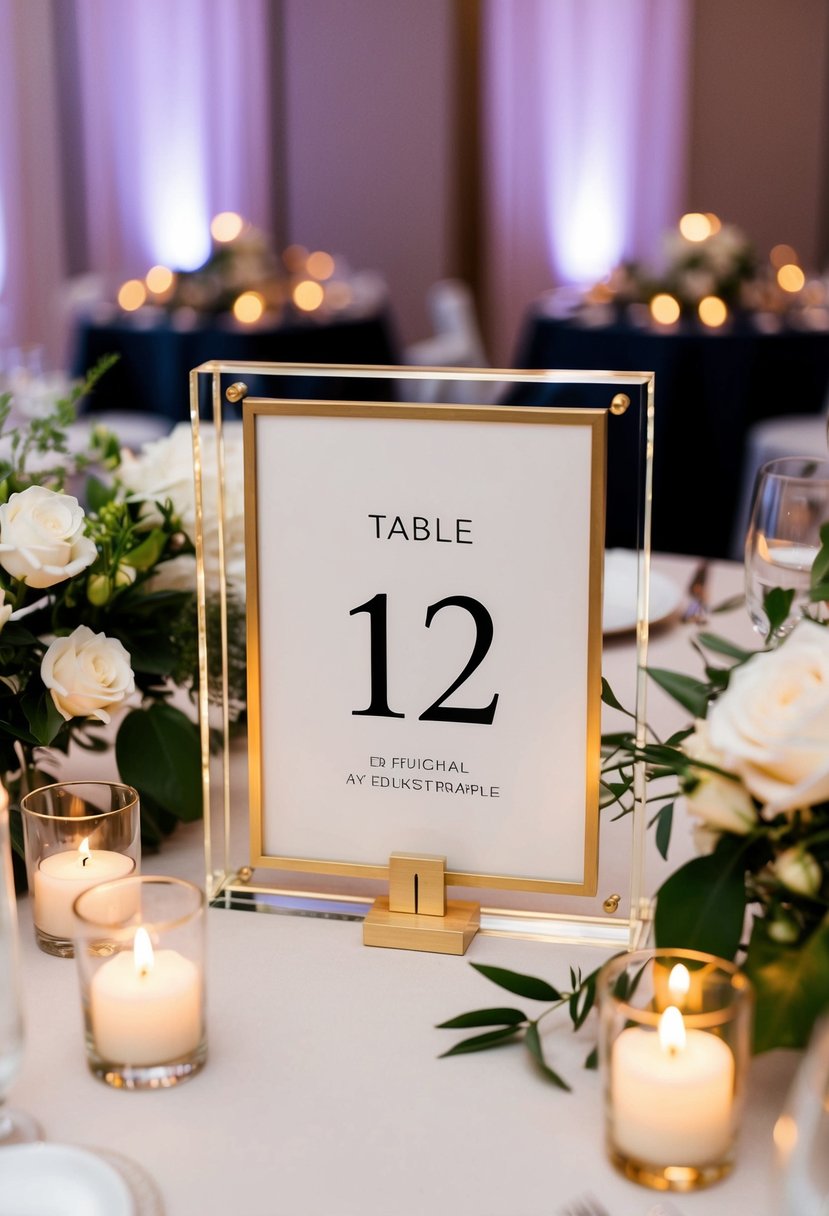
[73, 875, 207, 1089]
[20, 781, 140, 957]
[597, 948, 753, 1192]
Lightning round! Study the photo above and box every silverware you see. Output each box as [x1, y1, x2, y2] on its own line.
[681, 558, 710, 625]
[558, 1196, 611, 1216]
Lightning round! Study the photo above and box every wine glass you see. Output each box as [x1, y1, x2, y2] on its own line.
[773, 1015, 829, 1215]
[0, 784, 41, 1144]
[744, 456, 829, 639]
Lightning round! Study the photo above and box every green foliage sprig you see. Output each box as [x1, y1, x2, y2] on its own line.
[439, 531, 829, 1079]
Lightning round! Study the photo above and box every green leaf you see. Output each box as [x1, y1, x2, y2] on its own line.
[21, 691, 66, 746]
[763, 587, 796, 641]
[745, 917, 829, 1052]
[810, 581, 829, 604]
[115, 703, 202, 823]
[810, 522, 829, 588]
[647, 667, 710, 718]
[651, 801, 675, 861]
[696, 632, 755, 662]
[584, 1045, 599, 1070]
[568, 970, 598, 1031]
[712, 593, 745, 615]
[85, 474, 117, 513]
[439, 1025, 522, 1056]
[436, 1007, 526, 1030]
[654, 837, 748, 960]
[470, 963, 562, 1002]
[525, 1021, 571, 1090]
[601, 677, 634, 718]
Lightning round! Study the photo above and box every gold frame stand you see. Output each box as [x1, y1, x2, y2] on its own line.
[363, 853, 480, 955]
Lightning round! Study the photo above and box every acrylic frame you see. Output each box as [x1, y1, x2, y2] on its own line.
[190, 362, 655, 950]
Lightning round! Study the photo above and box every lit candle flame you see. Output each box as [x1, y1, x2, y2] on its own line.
[133, 926, 154, 978]
[668, 963, 691, 1003]
[659, 1004, 686, 1055]
[79, 837, 91, 868]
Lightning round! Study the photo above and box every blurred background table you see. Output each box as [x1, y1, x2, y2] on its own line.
[514, 308, 829, 559]
[71, 308, 401, 422]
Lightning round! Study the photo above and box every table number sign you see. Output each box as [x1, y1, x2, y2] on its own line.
[243, 399, 606, 896]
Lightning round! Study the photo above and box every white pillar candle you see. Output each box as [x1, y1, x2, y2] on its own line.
[611, 1005, 735, 1166]
[91, 927, 202, 1066]
[33, 839, 134, 940]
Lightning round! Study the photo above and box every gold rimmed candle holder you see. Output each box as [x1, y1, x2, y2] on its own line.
[20, 781, 140, 957]
[597, 948, 753, 1192]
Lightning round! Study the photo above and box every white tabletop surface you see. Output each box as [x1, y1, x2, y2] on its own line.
[10, 554, 800, 1216]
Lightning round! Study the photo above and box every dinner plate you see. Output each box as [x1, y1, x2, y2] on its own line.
[602, 549, 683, 635]
[0, 1143, 135, 1216]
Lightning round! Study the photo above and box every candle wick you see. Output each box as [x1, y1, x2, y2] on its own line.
[82, 856, 89, 867]
[139, 966, 149, 979]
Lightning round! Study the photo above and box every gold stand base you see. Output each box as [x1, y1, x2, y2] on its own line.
[363, 896, 480, 955]
[609, 1147, 733, 1192]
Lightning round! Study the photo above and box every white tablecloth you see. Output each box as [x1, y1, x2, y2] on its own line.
[11, 555, 799, 1216]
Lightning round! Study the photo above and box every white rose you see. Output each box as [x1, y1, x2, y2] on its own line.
[773, 847, 822, 897]
[682, 720, 757, 834]
[41, 625, 135, 724]
[118, 423, 245, 593]
[0, 486, 97, 589]
[0, 589, 12, 634]
[707, 621, 829, 813]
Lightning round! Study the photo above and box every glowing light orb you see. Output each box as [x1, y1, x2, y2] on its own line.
[145, 265, 175, 294]
[698, 296, 728, 327]
[232, 291, 265, 323]
[650, 293, 681, 325]
[292, 280, 324, 312]
[210, 212, 245, 243]
[117, 280, 147, 311]
[678, 213, 712, 242]
[777, 264, 805, 293]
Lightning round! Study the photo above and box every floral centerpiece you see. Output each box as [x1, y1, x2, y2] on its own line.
[438, 543, 829, 1085]
[0, 360, 204, 868]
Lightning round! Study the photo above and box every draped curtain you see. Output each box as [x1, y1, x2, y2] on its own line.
[483, 0, 692, 365]
[0, 1, 66, 362]
[0, 0, 272, 365]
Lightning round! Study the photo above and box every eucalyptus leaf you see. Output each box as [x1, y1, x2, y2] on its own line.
[601, 678, 634, 718]
[647, 667, 711, 718]
[712, 593, 745, 614]
[654, 838, 748, 960]
[745, 917, 829, 1052]
[439, 1025, 522, 1057]
[436, 1007, 526, 1030]
[470, 963, 562, 1002]
[763, 587, 796, 641]
[651, 801, 674, 861]
[525, 1021, 571, 1090]
[695, 632, 755, 662]
[810, 523, 829, 588]
[568, 971, 597, 1031]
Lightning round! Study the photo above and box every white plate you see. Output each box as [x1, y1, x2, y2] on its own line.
[0, 1143, 134, 1216]
[603, 549, 683, 635]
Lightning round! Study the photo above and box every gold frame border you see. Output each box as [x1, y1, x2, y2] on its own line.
[190, 361, 655, 949]
[244, 398, 606, 896]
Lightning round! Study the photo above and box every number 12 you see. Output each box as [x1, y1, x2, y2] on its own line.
[349, 593, 498, 725]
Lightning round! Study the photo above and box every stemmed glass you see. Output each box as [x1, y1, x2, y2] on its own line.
[744, 456, 829, 640]
[0, 784, 41, 1143]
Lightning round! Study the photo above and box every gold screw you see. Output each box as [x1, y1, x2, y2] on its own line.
[237, 866, 253, 883]
[226, 381, 248, 403]
[610, 393, 630, 415]
[603, 893, 621, 914]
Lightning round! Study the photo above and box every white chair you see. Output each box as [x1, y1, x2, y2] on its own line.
[403, 279, 496, 403]
[731, 411, 829, 558]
